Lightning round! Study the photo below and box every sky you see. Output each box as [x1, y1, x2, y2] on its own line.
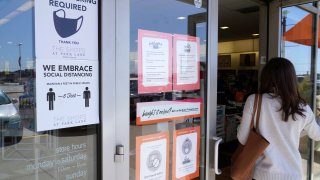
[0, 0, 317, 76]
[0, 0, 208, 72]
[130, 0, 207, 52]
[282, 6, 315, 76]
[0, 0, 34, 72]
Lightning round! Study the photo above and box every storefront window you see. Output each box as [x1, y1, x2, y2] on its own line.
[0, 1, 99, 179]
[129, 0, 207, 179]
[282, 6, 315, 179]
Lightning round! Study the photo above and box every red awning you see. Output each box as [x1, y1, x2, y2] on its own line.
[283, 14, 317, 47]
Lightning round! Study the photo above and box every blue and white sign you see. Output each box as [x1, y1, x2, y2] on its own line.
[35, 0, 99, 131]
[35, 0, 98, 60]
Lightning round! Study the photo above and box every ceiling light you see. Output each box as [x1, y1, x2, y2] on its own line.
[252, 33, 259, 36]
[177, 16, 186, 20]
[220, 26, 229, 30]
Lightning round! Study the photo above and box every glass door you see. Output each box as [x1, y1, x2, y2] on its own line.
[213, 0, 262, 179]
[281, 4, 316, 179]
[128, 0, 209, 179]
[0, 1, 100, 179]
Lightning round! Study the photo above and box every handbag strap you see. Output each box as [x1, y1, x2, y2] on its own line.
[249, 94, 259, 129]
[255, 94, 263, 134]
[249, 94, 263, 134]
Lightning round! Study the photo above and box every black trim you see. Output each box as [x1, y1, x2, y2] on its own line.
[97, 0, 102, 180]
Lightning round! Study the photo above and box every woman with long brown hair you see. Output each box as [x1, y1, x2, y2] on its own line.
[237, 57, 320, 180]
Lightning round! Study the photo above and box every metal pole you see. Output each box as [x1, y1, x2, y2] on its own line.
[18, 43, 22, 83]
[281, 10, 288, 57]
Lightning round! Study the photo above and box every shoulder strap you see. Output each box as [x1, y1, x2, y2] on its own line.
[255, 94, 263, 134]
[250, 94, 259, 130]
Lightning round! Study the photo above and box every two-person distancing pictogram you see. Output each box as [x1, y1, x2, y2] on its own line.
[47, 87, 91, 110]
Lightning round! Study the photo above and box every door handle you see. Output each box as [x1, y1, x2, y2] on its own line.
[114, 145, 124, 163]
[212, 137, 222, 175]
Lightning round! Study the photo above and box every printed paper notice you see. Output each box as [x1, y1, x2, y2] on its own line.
[136, 132, 169, 180]
[138, 29, 172, 94]
[35, 60, 99, 131]
[173, 127, 200, 180]
[35, 0, 99, 131]
[173, 34, 200, 91]
[35, 0, 98, 60]
[136, 99, 203, 125]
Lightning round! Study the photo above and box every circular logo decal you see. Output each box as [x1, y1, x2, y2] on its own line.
[182, 137, 192, 155]
[146, 150, 162, 172]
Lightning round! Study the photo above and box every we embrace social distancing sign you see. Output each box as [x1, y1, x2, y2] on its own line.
[35, 0, 99, 131]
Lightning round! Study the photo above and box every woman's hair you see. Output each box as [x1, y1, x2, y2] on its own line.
[260, 57, 306, 121]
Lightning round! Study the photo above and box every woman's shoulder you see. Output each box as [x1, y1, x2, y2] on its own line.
[246, 93, 273, 102]
[300, 103, 313, 114]
[245, 93, 281, 108]
[246, 94, 256, 101]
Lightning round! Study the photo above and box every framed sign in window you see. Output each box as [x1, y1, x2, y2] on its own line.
[218, 55, 231, 68]
[240, 53, 256, 67]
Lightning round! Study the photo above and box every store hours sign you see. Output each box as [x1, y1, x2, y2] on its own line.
[35, 0, 99, 131]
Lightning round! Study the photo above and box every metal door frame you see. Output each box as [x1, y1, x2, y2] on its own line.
[101, 0, 130, 179]
[207, 0, 218, 179]
[101, 0, 116, 179]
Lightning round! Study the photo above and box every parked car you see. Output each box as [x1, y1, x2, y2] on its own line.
[0, 90, 22, 146]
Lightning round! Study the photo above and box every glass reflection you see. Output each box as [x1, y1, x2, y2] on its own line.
[0, 90, 22, 146]
[0, 0, 98, 179]
[282, 6, 314, 179]
[129, 0, 207, 179]
[315, 9, 320, 178]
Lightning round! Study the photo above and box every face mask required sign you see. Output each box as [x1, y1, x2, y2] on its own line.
[35, 0, 98, 60]
[34, 0, 99, 131]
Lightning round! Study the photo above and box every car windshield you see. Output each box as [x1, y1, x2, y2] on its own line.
[0, 92, 11, 105]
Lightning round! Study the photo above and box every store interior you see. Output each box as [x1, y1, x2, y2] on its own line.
[216, 0, 261, 179]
